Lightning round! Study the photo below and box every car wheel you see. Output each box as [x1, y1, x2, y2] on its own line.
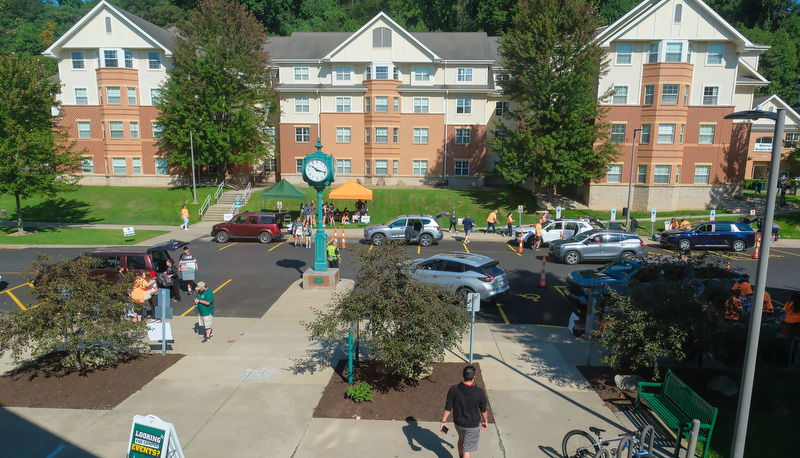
[215, 231, 230, 243]
[731, 240, 746, 252]
[419, 233, 433, 247]
[678, 239, 692, 251]
[620, 250, 636, 260]
[371, 233, 386, 246]
[456, 286, 476, 302]
[564, 251, 581, 265]
[258, 232, 273, 244]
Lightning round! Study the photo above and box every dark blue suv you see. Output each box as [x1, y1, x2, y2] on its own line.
[659, 220, 755, 252]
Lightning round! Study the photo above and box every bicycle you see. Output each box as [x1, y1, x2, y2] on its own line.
[562, 424, 655, 458]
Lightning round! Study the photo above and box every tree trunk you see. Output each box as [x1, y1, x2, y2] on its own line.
[15, 191, 23, 233]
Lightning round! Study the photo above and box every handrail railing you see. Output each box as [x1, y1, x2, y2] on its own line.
[199, 194, 212, 221]
[242, 181, 252, 204]
[213, 181, 225, 202]
[228, 182, 253, 216]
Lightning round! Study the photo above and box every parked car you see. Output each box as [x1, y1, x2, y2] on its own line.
[659, 220, 756, 252]
[548, 229, 644, 265]
[364, 214, 443, 247]
[411, 252, 510, 302]
[514, 218, 600, 247]
[564, 257, 740, 311]
[211, 212, 287, 244]
[79, 240, 187, 282]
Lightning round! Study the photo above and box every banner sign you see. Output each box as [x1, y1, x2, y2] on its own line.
[128, 415, 184, 458]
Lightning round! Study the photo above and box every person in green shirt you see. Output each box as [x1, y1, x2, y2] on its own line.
[327, 239, 341, 268]
[194, 281, 214, 343]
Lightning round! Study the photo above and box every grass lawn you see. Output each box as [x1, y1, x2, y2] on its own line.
[0, 226, 168, 245]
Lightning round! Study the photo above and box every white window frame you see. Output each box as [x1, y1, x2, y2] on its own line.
[610, 124, 625, 143]
[127, 87, 136, 105]
[148, 52, 161, 69]
[81, 157, 94, 173]
[364, 127, 370, 143]
[336, 159, 351, 174]
[616, 44, 633, 64]
[654, 165, 672, 184]
[455, 128, 471, 145]
[124, 50, 133, 68]
[150, 88, 161, 105]
[393, 160, 399, 175]
[375, 96, 389, 112]
[612, 86, 628, 104]
[707, 44, 723, 65]
[335, 97, 351, 112]
[454, 160, 469, 176]
[75, 88, 88, 105]
[456, 98, 471, 114]
[112, 157, 126, 175]
[294, 67, 309, 81]
[414, 67, 432, 82]
[412, 160, 428, 176]
[102, 49, 119, 67]
[152, 123, 163, 139]
[106, 87, 121, 104]
[662, 84, 679, 104]
[132, 157, 142, 175]
[375, 159, 388, 175]
[130, 122, 139, 139]
[702, 86, 719, 105]
[665, 42, 683, 62]
[413, 128, 428, 144]
[694, 165, 711, 184]
[295, 158, 303, 173]
[109, 121, 124, 139]
[495, 101, 510, 116]
[640, 124, 651, 143]
[334, 66, 351, 81]
[77, 121, 91, 139]
[393, 127, 399, 143]
[375, 65, 390, 80]
[295, 127, 310, 142]
[643, 85, 654, 105]
[457, 68, 473, 82]
[375, 127, 389, 143]
[606, 164, 623, 183]
[295, 97, 310, 113]
[414, 98, 429, 113]
[637, 165, 647, 183]
[648, 43, 659, 63]
[365, 160, 371, 174]
[699, 125, 715, 144]
[153, 158, 167, 175]
[336, 127, 351, 143]
[71, 51, 85, 69]
[658, 124, 675, 144]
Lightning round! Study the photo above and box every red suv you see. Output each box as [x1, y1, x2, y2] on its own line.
[76, 240, 187, 282]
[211, 212, 286, 244]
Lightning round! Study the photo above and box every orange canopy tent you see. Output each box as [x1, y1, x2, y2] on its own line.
[328, 179, 373, 200]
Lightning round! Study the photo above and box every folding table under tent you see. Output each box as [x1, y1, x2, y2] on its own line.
[260, 179, 307, 214]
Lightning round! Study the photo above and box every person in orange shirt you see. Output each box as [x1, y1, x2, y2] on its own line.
[505, 212, 514, 237]
[780, 292, 800, 339]
[761, 291, 774, 314]
[669, 218, 678, 230]
[679, 218, 691, 230]
[180, 204, 190, 230]
[485, 209, 499, 234]
[725, 295, 743, 322]
[532, 221, 543, 251]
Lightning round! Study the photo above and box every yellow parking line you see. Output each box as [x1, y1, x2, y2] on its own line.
[505, 244, 522, 256]
[553, 285, 567, 298]
[497, 304, 510, 324]
[417, 245, 421, 255]
[463, 242, 470, 253]
[179, 280, 231, 316]
[3, 282, 33, 292]
[771, 248, 800, 258]
[268, 241, 285, 251]
[180, 305, 195, 316]
[218, 242, 238, 251]
[538, 324, 567, 329]
[6, 291, 26, 310]
[368, 244, 373, 252]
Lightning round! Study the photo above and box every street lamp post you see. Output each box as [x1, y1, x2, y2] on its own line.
[190, 131, 198, 204]
[625, 128, 641, 229]
[724, 108, 785, 458]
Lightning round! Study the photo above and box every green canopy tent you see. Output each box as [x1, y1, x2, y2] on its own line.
[260, 179, 307, 213]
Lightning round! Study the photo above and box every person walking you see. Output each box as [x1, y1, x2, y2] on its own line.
[532, 220, 543, 251]
[327, 238, 341, 268]
[194, 281, 214, 343]
[754, 179, 763, 197]
[165, 258, 181, 303]
[179, 204, 190, 230]
[462, 214, 475, 244]
[440, 365, 488, 458]
[449, 210, 458, 234]
[505, 212, 514, 237]
[779, 184, 787, 207]
[485, 209, 498, 234]
[180, 246, 196, 295]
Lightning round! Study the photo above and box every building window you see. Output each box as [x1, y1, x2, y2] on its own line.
[103, 50, 118, 67]
[336, 159, 351, 174]
[365, 66, 371, 80]
[375, 160, 388, 175]
[394, 97, 399, 113]
[699, 125, 715, 144]
[132, 158, 142, 174]
[674, 4, 682, 22]
[294, 97, 310, 113]
[654, 165, 671, 184]
[335, 97, 351, 112]
[612, 86, 628, 104]
[81, 157, 93, 173]
[606, 164, 622, 183]
[295, 127, 310, 142]
[71, 51, 84, 69]
[373, 27, 392, 47]
[375, 96, 388, 112]
[456, 98, 471, 114]
[610, 124, 626, 143]
[127, 87, 136, 105]
[375, 65, 389, 79]
[364, 127, 370, 143]
[365, 97, 370, 113]
[661, 84, 679, 104]
[109, 121, 123, 139]
[152, 123, 163, 139]
[393, 127, 399, 143]
[295, 158, 303, 173]
[294, 67, 309, 81]
[648, 43, 659, 63]
[336, 127, 350, 143]
[365, 160, 371, 174]
[105, 16, 112, 33]
[643, 85, 654, 105]
[414, 98, 429, 113]
[454, 160, 469, 176]
[78, 121, 91, 139]
[107, 87, 121, 104]
[150, 88, 161, 104]
[457, 68, 473, 82]
[616, 44, 632, 64]
[676, 165, 681, 183]
[495, 101, 510, 116]
[148, 52, 161, 69]
[658, 124, 675, 143]
[75, 88, 88, 105]
[637, 165, 647, 183]
[680, 124, 685, 143]
[393, 160, 399, 174]
[684, 85, 690, 105]
[375, 127, 389, 143]
[494, 130, 507, 140]
[155, 158, 168, 175]
[455, 128, 471, 145]
[413, 128, 428, 144]
[640, 124, 651, 143]
[130, 122, 139, 139]
[124, 50, 133, 68]
[694, 165, 711, 184]
[786, 133, 800, 144]
[414, 67, 432, 81]
[707, 44, 723, 65]
[702, 87, 719, 105]
[263, 157, 277, 172]
[413, 160, 428, 176]
[665, 42, 682, 62]
[112, 158, 126, 175]
[334, 67, 351, 81]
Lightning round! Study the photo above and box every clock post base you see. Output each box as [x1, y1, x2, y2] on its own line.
[302, 267, 339, 291]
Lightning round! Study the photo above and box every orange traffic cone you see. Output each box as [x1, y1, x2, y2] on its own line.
[539, 257, 547, 287]
[518, 233, 524, 253]
[753, 234, 760, 259]
[726, 261, 731, 270]
[341, 226, 346, 249]
[334, 225, 338, 245]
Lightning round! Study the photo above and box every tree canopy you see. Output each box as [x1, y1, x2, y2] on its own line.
[492, 0, 619, 192]
[156, 0, 279, 182]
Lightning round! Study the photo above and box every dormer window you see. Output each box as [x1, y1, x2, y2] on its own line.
[373, 27, 391, 48]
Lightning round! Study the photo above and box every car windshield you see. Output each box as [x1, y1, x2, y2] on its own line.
[597, 259, 641, 280]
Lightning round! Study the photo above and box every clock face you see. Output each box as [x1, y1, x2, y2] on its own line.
[304, 159, 329, 182]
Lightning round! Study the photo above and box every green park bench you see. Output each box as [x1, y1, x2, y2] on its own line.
[635, 369, 718, 458]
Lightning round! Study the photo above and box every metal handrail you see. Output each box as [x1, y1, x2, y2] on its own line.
[242, 181, 252, 204]
[213, 181, 225, 202]
[199, 194, 212, 221]
[228, 182, 253, 216]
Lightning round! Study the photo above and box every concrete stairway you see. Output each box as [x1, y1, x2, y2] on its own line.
[202, 189, 260, 222]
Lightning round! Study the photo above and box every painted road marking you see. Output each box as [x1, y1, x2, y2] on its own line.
[268, 241, 285, 251]
[180, 279, 232, 316]
[417, 245, 420, 255]
[517, 293, 541, 302]
[553, 285, 567, 298]
[505, 244, 522, 256]
[496, 304, 510, 324]
[463, 242, 470, 253]
[771, 248, 800, 258]
[6, 291, 25, 310]
[368, 244, 373, 252]
[218, 242, 238, 251]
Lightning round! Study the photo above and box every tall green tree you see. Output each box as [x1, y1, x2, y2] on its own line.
[156, 0, 278, 182]
[0, 52, 83, 232]
[493, 0, 618, 193]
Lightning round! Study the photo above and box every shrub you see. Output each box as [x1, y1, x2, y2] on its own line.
[346, 382, 374, 403]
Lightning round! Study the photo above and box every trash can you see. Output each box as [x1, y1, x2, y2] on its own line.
[179, 259, 197, 281]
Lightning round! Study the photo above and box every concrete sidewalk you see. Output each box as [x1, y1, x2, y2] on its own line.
[1, 277, 672, 457]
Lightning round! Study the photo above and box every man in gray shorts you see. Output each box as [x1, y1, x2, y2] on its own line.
[441, 365, 488, 458]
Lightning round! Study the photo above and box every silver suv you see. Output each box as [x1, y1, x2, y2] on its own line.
[411, 252, 510, 302]
[548, 229, 644, 265]
[364, 214, 443, 247]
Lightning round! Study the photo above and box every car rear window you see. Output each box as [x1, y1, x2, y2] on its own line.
[260, 215, 275, 224]
[473, 263, 503, 277]
[127, 255, 147, 270]
[734, 223, 754, 232]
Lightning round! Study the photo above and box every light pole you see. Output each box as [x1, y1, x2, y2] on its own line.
[724, 108, 785, 458]
[190, 130, 198, 204]
[625, 128, 641, 230]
